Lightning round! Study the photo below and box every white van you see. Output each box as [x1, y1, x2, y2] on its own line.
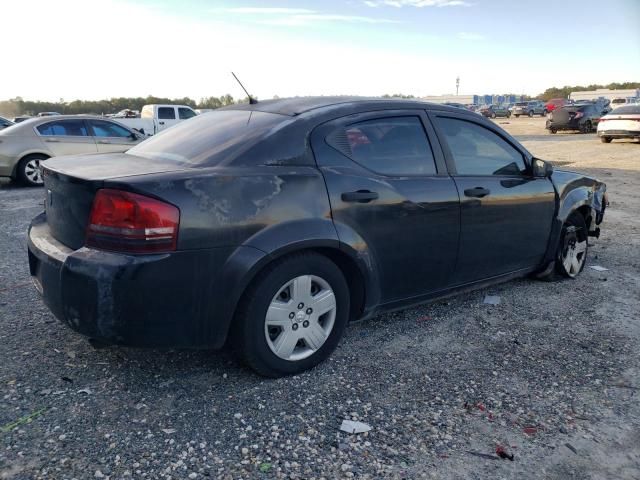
[118, 104, 197, 136]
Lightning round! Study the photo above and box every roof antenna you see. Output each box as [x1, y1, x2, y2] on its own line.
[231, 72, 258, 104]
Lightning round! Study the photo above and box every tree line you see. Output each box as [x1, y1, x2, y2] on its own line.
[0, 94, 251, 118]
[1, 82, 638, 117]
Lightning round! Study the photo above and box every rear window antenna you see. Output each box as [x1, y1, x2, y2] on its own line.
[231, 72, 258, 104]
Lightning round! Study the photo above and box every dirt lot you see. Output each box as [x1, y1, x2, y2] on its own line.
[0, 117, 638, 479]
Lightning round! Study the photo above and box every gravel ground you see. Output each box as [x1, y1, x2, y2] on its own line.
[1, 117, 639, 479]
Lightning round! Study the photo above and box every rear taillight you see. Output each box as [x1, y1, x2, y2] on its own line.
[86, 189, 179, 253]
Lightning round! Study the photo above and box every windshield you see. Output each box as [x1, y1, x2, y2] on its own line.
[127, 109, 289, 166]
[514, 102, 528, 106]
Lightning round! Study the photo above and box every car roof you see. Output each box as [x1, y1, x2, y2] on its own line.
[223, 96, 459, 117]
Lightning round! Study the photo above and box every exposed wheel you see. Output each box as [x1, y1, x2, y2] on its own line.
[600, 136, 612, 143]
[17, 154, 48, 186]
[580, 121, 592, 134]
[491, 112, 497, 119]
[556, 212, 588, 278]
[528, 110, 534, 117]
[232, 252, 349, 377]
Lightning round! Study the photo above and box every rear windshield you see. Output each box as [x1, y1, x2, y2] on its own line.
[609, 105, 640, 114]
[127, 110, 289, 166]
[514, 102, 528, 106]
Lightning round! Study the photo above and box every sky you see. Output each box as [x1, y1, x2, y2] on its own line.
[2, 0, 639, 102]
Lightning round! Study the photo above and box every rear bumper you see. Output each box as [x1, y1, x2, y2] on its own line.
[546, 119, 582, 130]
[598, 129, 640, 138]
[28, 212, 240, 348]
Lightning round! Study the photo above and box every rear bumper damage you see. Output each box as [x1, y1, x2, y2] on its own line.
[28, 212, 237, 348]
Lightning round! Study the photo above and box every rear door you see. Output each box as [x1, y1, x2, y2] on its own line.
[312, 110, 460, 304]
[88, 119, 139, 153]
[36, 119, 97, 156]
[157, 107, 178, 131]
[429, 111, 556, 285]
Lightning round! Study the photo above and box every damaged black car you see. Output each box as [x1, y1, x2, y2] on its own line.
[28, 97, 607, 377]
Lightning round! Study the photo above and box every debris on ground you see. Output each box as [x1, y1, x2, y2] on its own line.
[483, 295, 501, 305]
[1, 408, 46, 433]
[339, 420, 372, 434]
[589, 265, 609, 272]
[495, 445, 515, 461]
[76, 388, 92, 395]
[565, 443, 578, 454]
[466, 450, 500, 461]
[161, 428, 176, 434]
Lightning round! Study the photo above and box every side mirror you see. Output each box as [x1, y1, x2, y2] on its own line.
[130, 132, 138, 140]
[533, 158, 553, 178]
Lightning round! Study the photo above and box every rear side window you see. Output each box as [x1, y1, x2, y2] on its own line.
[610, 105, 640, 114]
[178, 108, 196, 120]
[434, 117, 526, 176]
[37, 120, 88, 136]
[89, 120, 132, 137]
[328, 116, 437, 176]
[158, 107, 176, 120]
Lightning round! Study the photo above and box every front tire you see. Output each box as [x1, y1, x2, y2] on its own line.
[600, 136, 612, 143]
[549, 127, 557, 134]
[580, 121, 592, 134]
[491, 112, 497, 119]
[528, 110, 534, 117]
[17, 154, 48, 186]
[232, 253, 350, 377]
[556, 212, 588, 278]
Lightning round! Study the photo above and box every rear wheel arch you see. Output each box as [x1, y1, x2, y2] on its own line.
[13, 152, 50, 178]
[229, 244, 369, 333]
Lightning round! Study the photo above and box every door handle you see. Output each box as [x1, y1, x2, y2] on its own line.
[159, 121, 165, 125]
[44, 138, 60, 143]
[464, 187, 490, 198]
[341, 190, 379, 203]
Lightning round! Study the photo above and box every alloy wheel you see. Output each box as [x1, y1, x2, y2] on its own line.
[560, 226, 587, 278]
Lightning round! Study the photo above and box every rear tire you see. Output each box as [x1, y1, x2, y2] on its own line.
[542, 110, 548, 117]
[600, 136, 612, 143]
[491, 112, 497, 119]
[549, 127, 557, 134]
[528, 110, 534, 117]
[580, 121, 592, 134]
[515, 114, 520, 118]
[17, 154, 48, 186]
[232, 252, 350, 377]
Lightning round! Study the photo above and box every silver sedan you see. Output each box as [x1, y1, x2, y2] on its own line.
[0, 115, 144, 186]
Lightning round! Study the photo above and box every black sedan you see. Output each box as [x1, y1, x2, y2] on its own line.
[546, 103, 606, 134]
[28, 97, 607, 377]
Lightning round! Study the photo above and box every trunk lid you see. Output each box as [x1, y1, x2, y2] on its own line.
[42, 153, 190, 249]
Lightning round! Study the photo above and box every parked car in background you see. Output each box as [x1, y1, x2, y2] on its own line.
[0, 116, 13, 130]
[545, 98, 570, 114]
[26, 97, 607, 377]
[117, 104, 198, 136]
[37, 112, 61, 117]
[511, 101, 547, 117]
[609, 97, 638, 110]
[546, 103, 604, 134]
[597, 104, 640, 143]
[12, 116, 33, 123]
[0, 116, 144, 186]
[480, 104, 511, 118]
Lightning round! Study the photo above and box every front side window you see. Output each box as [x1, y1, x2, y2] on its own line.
[37, 120, 88, 136]
[329, 116, 437, 176]
[89, 120, 132, 137]
[158, 107, 176, 120]
[178, 108, 196, 120]
[434, 117, 526, 176]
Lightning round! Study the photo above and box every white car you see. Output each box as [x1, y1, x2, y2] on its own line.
[597, 104, 640, 143]
[117, 104, 197, 136]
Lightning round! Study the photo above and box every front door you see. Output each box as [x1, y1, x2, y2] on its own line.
[157, 106, 179, 132]
[430, 112, 556, 285]
[35, 119, 97, 156]
[88, 119, 139, 153]
[312, 110, 460, 305]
